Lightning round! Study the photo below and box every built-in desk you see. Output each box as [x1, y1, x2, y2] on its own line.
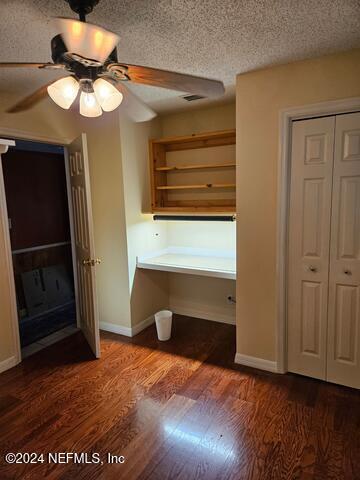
[137, 247, 236, 280]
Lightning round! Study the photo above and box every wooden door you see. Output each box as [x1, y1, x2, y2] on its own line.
[68, 134, 100, 358]
[327, 112, 360, 389]
[287, 117, 335, 379]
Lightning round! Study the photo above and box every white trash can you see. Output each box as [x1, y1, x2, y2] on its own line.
[155, 310, 173, 341]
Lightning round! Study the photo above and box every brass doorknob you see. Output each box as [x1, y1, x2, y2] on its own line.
[82, 258, 101, 267]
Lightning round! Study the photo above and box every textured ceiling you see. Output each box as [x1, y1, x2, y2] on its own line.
[0, 0, 359, 113]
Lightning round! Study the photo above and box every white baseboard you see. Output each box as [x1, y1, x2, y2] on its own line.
[0, 355, 18, 374]
[234, 353, 278, 373]
[132, 314, 155, 336]
[100, 305, 235, 340]
[100, 321, 132, 337]
[170, 304, 236, 325]
[100, 314, 155, 338]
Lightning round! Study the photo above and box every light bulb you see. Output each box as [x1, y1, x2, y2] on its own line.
[47, 76, 79, 109]
[93, 78, 123, 112]
[79, 91, 102, 117]
[56, 18, 119, 64]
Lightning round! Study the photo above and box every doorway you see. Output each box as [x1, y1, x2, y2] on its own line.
[0, 133, 100, 367]
[2, 139, 78, 357]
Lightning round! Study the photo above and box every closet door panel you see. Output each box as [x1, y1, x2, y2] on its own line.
[333, 284, 358, 363]
[287, 117, 335, 379]
[300, 281, 322, 355]
[337, 176, 360, 259]
[327, 112, 360, 389]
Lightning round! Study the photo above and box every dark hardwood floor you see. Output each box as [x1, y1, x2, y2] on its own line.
[0, 315, 359, 480]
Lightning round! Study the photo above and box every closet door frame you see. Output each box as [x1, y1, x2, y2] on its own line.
[276, 97, 360, 374]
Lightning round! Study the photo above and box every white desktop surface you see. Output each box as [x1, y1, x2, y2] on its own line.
[137, 247, 236, 280]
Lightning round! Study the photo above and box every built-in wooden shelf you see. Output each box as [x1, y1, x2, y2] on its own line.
[155, 162, 236, 172]
[156, 183, 236, 190]
[149, 129, 236, 213]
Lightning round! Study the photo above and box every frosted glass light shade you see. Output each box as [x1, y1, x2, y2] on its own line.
[93, 78, 123, 112]
[47, 76, 79, 109]
[56, 18, 119, 64]
[79, 91, 102, 117]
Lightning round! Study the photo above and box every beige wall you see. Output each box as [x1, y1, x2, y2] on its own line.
[167, 221, 235, 251]
[119, 116, 169, 327]
[236, 48, 360, 362]
[85, 114, 132, 328]
[0, 93, 76, 142]
[161, 103, 235, 137]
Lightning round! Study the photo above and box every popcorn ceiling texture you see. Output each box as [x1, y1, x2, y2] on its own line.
[0, 0, 359, 112]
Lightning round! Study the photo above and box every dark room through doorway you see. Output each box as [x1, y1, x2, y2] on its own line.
[2, 139, 78, 357]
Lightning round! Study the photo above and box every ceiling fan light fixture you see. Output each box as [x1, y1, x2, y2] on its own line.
[79, 90, 102, 117]
[56, 18, 120, 64]
[47, 76, 79, 109]
[93, 78, 123, 112]
[3, 0, 224, 120]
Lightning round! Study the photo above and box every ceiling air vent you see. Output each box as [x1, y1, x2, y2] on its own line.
[181, 94, 206, 102]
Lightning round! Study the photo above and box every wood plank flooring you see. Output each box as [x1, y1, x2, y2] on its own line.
[0, 315, 359, 480]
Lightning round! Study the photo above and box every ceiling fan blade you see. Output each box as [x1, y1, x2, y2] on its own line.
[114, 82, 157, 123]
[0, 62, 64, 69]
[6, 83, 52, 113]
[55, 18, 119, 64]
[108, 63, 225, 98]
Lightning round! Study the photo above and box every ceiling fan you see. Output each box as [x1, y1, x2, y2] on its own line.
[1, 0, 225, 122]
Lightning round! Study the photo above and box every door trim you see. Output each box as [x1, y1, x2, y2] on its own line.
[0, 128, 74, 369]
[0, 140, 21, 366]
[276, 97, 360, 374]
[64, 148, 81, 329]
[0, 127, 72, 146]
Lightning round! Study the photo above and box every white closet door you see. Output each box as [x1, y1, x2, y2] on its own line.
[287, 117, 335, 379]
[327, 112, 360, 389]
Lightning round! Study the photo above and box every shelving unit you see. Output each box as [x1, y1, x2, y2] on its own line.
[149, 129, 236, 213]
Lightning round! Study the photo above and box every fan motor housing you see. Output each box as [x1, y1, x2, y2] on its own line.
[51, 35, 68, 64]
[51, 34, 119, 80]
